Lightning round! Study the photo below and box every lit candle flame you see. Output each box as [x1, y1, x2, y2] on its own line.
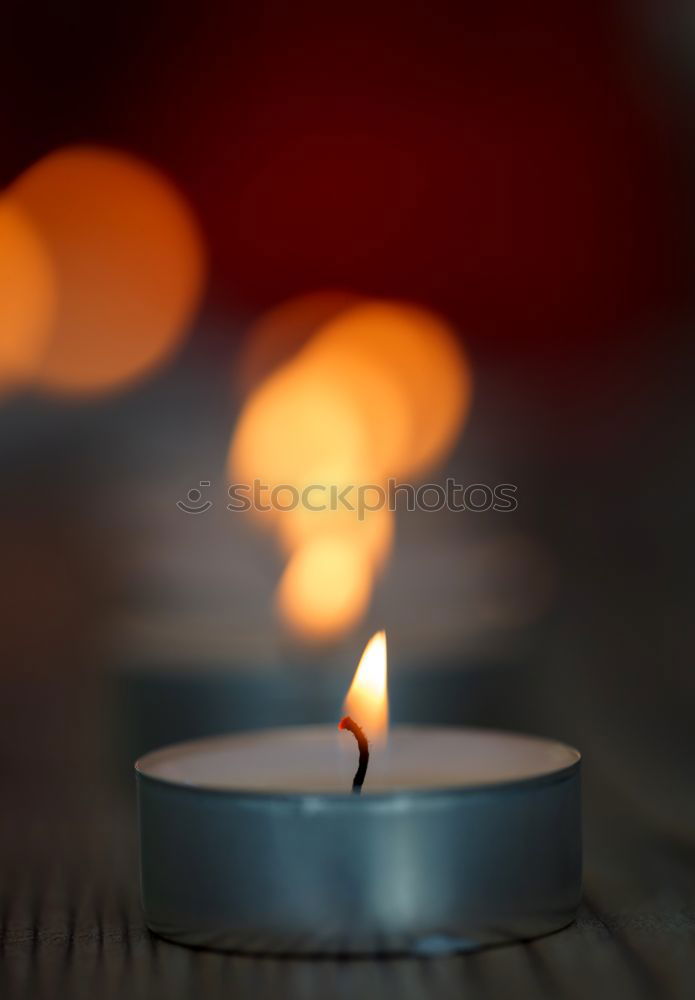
[343, 630, 389, 744]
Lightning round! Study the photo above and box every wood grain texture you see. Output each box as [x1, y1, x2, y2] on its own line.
[2, 793, 693, 1000]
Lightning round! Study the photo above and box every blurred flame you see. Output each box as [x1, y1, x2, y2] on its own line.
[343, 630, 389, 743]
[237, 290, 356, 392]
[0, 199, 56, 392]
[229, 293, 472, 641]
[306, 301, 472, 476]
[6, 145, 205, 395]
[230, 359, 370, 506]
[300, 345, 412, 479]
[276, 536, 372, 640]
[278, 505, 394, 570]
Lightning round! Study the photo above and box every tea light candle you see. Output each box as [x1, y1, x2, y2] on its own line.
[136, 633, 581, 954]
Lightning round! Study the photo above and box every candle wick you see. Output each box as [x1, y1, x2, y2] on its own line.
[338, 716, 370, 794]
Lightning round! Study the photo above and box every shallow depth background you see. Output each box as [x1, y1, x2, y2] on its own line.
[1, 3, 694, 998]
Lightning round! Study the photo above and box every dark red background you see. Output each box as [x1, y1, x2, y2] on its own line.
[1, 1, 688, 362]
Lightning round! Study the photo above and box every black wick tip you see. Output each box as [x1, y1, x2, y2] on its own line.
[338, 715, 370, 794]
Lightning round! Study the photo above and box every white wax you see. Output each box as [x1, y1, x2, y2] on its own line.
[137, 725, 579, 795]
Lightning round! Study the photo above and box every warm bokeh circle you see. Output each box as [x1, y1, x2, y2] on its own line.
[8, 145, 206, 395]
[0, 199, 56, 392]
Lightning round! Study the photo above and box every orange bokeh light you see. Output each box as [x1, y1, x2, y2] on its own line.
[236, 290, 356, 392]
[0, 199, 56, 392]
[229, 357, 371, 508]
[298, 342, 412, 480]
[306, 300, 472, 477]
[7, 145, 205, 395]
[277, 504, 394, 570]
[230, 293, 472, 640]
[276, 536, 373, 640]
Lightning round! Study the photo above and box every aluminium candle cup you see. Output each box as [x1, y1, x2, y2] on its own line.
[136, 726, 581, 955]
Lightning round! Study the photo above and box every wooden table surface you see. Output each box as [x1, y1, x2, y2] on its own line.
[3, 779, 694, 1000]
